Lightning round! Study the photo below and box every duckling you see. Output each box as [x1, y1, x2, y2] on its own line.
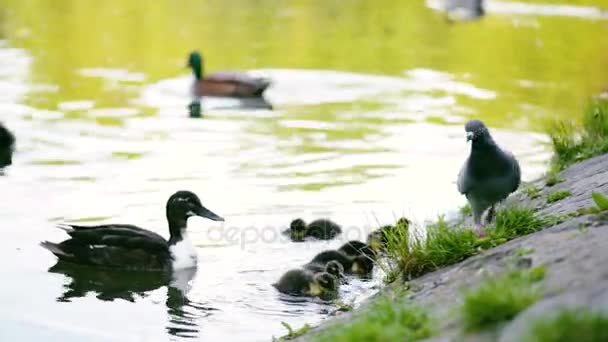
[187, 51, 271, 98]
[0, 122, 15, 169]
[310, 250, 374, 277]
[283, 218, 342, 241]
[273, 269, 338, 299]
[303, 260, 345, 280]
[306, 219, 342, 240]
[367, 217, 410, 252]
[283, 218, 307, 242]
[338, 240, 377, 260]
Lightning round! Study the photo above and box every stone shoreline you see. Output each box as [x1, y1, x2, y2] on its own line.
[294, 153, 608, 341]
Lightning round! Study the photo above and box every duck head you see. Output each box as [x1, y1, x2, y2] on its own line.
[325, 260, 345, 279]
[351, 255, 374, 277]
[289, 218, 307, 241]
[166, 191, 223, 236]
[0, 123, 15, 168]
[312, 272, 338, 300]
[187, 51, 204, 80]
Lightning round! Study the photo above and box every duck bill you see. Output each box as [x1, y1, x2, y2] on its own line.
[195, 206, 224, 221]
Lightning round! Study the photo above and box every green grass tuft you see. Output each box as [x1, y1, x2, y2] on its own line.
[486, 205, 547, 241]
[545, 166, 565, 187]
[592, 192, 608, 211]
[384, 217, 480, 280]
[523, 309, 608, 342]
[460, 204, 472, 216]
[384, 206, 547, 281]
[523, 184, 541, 199]
[546, 190, 572, 203]
[462, 267, 545, 331]
[273, 322, 312, 341]
[548, 98, 608, 171]
[313, 293, 433, 342]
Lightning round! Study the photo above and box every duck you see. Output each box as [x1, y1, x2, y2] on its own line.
[366, 217, 410, 252]
[445, 0, 485, 22]
[338, 240, 377, 260]
[40, 190, 224, 272]
[283, 218, 342, 242]
[303, 260, 345, 280]
[0, 122, 15, 169]
[310, 250, 374, 277]
[273, 269, 338, 299]
[187, 51, 271, 98]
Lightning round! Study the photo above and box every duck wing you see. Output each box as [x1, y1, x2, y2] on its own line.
[60, 224, 168, 250]
[41, 224, 171, 271]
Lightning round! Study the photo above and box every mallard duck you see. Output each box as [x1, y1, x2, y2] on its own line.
[40, 191, 224, 272]
[445, 0, 485, 22]
[273, 269, 338, 299]
[187, 51, 271, 98]
[310, 250, 374, 276]
[367, 217, 410, 252]
[304, 260, 345, 280]
[338, 240, 377, 260]
[0, 122, 15, 169]
[283, 218, 342, 242]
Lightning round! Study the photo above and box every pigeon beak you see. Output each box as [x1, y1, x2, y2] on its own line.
[194, 205, 224, 222]
[466, 132, 474, 141]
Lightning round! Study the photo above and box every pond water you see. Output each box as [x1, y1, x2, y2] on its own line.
[0, 0, 606, 341]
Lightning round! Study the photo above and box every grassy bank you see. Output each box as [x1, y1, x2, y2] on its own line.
[285, 98, 608, 342]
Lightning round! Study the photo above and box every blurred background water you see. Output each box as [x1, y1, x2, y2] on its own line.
[0, 0, 607, 341]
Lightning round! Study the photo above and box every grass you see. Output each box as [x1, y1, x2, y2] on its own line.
[273, 322, 312, 341]
[460, 203, 472, 217]
[592, 192, 608, 211]
[523, 309, 608, 342]
[548, 98, 608, 171]
[383, 216, 480, 280]
[546, 190, 572, 203]
[485, 205, 547, 241]
[523, 184, 541, 199]
[313, 293, 433, 342]
[461, 266, 545, 332]
[545, 166, 565, 187]
[384, 205, 547, 281]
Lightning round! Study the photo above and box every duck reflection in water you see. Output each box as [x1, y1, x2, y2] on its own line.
[48, 263, 218, 339]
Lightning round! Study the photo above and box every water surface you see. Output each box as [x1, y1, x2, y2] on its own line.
[0, 0, 607, 341]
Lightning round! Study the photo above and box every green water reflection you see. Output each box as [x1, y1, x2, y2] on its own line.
[1, 0, 606, 128]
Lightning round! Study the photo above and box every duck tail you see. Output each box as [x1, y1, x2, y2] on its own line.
[40, 241, 73, 258]
[56, 223, 75, 232]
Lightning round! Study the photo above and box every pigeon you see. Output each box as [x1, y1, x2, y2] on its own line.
[457, 120, 521, 235]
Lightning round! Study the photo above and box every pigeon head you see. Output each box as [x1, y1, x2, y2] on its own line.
[464, 120, 492, 143]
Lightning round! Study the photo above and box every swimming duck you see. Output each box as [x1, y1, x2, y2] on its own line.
[338, 240, 377, 260]
[40, 191, 224, 272]
[367, 217, 410, 252]
[273, 269, 338, 299]
[303, 260, 345, 280]
[310, 250, 374, 277]
[445, 0, 485, 22]
[283, 218, 342, 241]
[0, 122, 15, 169]
[187, 51, 271, 98]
